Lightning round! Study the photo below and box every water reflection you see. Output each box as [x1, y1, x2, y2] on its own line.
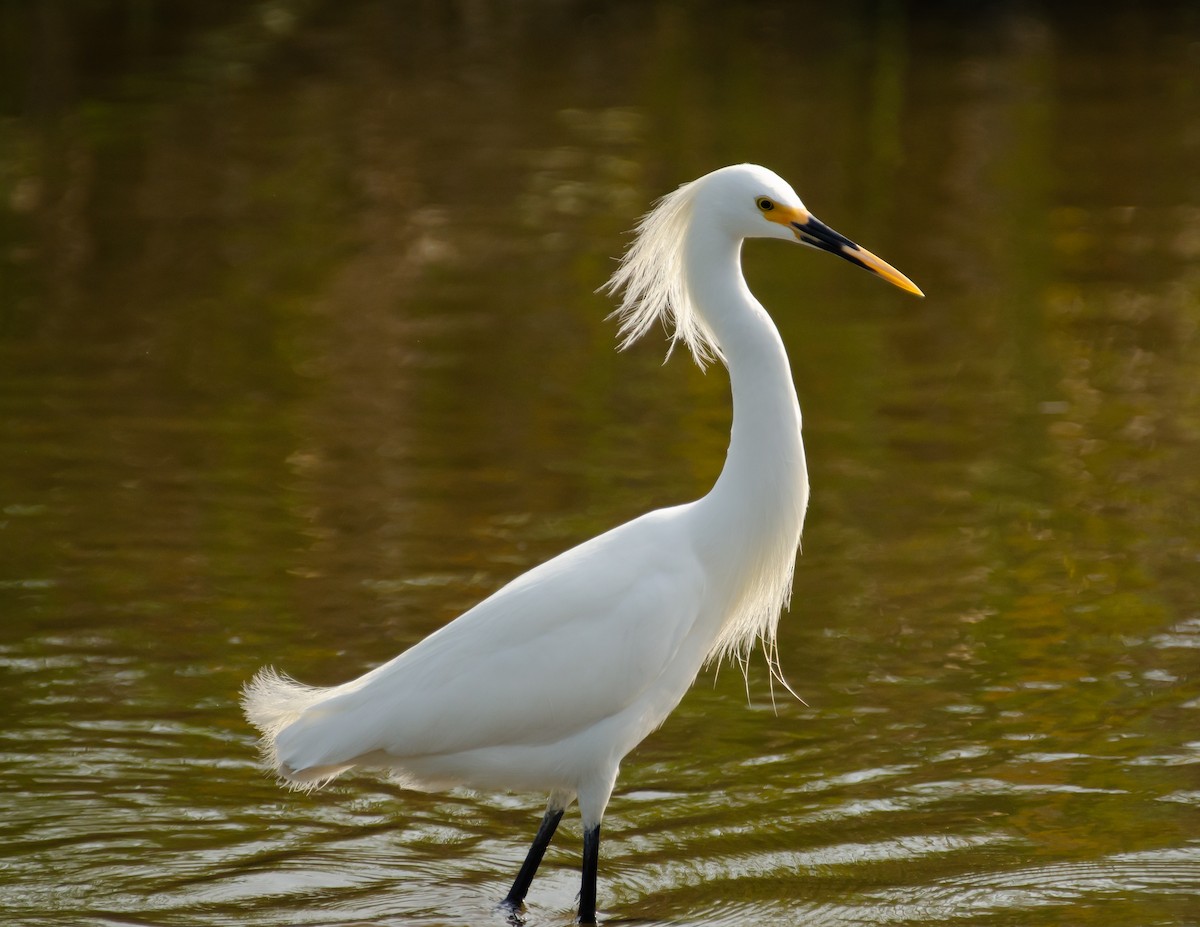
[2, 1, 1199, 925]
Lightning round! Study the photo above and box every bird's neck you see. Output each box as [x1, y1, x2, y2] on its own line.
[686, 227, 808, 522]
[684, 227, 809, 652]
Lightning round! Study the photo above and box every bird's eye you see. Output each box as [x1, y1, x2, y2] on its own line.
[757, 197, 775, 212]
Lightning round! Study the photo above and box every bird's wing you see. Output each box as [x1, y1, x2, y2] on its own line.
[274, 507, 706, 772]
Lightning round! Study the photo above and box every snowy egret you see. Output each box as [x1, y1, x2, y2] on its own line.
[243, 163, 922, 922]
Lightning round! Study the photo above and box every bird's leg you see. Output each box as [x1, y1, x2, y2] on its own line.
[577, 823, 601, 924]
[503, 805, 565, 910]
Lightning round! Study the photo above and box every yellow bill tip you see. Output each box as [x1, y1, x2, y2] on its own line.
[840, 243, 924, 298]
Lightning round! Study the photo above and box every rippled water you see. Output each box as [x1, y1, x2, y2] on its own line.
[2, 2, 1199, 925]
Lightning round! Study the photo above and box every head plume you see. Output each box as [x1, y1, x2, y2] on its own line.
[601, 175, 723, 369]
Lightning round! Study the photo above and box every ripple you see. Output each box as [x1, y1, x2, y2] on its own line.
[861, 848, 1200, 921]
[903, 776, 1127, 797]
[1151, 617, 1200, 649]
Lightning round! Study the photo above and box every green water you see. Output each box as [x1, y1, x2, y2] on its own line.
[2, 2, 1199, 924]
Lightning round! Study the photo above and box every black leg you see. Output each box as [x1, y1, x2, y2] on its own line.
[503, 806, 564, 910]
[577, 823, 600, 924]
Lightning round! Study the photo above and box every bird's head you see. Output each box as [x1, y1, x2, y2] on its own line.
[605, 163, 923, 369]
[701, 164, 924, 297]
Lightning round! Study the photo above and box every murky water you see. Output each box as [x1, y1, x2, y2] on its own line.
[2, 2, 1199, 925]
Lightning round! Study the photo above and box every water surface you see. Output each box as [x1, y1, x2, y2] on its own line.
[2, 2, 1199, 925]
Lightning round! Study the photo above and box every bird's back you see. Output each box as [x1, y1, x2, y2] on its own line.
[244, 504, 711, 792]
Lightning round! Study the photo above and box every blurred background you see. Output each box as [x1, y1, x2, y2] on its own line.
[1, 1, 1198, 925]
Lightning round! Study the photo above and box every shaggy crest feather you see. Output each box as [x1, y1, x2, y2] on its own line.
[602, 177, 724, 369]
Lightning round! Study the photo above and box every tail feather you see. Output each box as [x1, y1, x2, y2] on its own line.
[241, 667, 355, 790]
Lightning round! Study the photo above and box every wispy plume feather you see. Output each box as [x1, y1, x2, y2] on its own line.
[601, 177, 723, 368]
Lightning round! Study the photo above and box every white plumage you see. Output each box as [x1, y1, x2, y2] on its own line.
[243, 163, 921, 922]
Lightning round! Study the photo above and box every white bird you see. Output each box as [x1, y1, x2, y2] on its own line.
[242, 163, 922, 922]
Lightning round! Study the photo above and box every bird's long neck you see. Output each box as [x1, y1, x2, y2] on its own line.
[684, 226, 809, 656]
[688, 227, 808, 522]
